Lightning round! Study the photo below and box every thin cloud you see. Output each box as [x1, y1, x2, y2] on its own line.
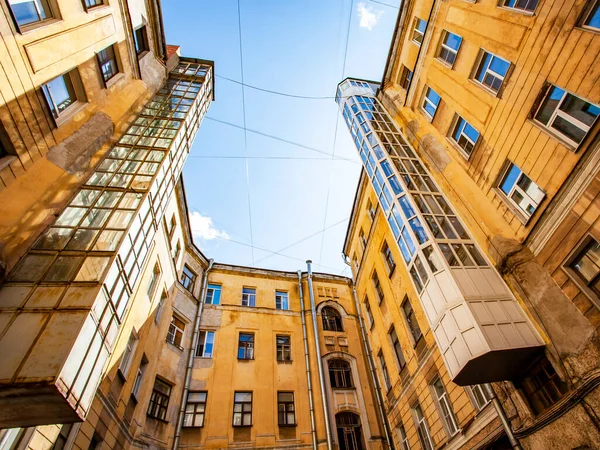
[357, 2, 383, 31]
[189, 211, 229, 241]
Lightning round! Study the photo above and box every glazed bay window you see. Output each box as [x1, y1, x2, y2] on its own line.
[422, 86, 441, 120]
[381, 241, 396, 275]
[500, 0, 539, 13]
[582, 1, 599, 31]
[275, 290, 289, 310]
[196, 330, 215, 358]
[276, 335, 292, 362]
[389, 325, 406, 370]
[241, 287, 256, 307]
[534, 85, 599, 147]
[412, 403, 434, 450]
[205, 283, 221, 305]
[147, 378, 171, 421]
[180, 264, 196, 293]
[474, 51, 510, 94]
[41, 69, 85, 124]
[412, 17, 427, 45]
[167, 314, 185, 349]
[399, 65, 413, 90]
[432, 378, 459, 436]
[134, 26, 150, 57]
[437, 30, 462, 67]
[568, 236, 600, 302]
[97, 44, 119, 85]
[378, 350, 391, 391]
[278, 392, 296, 426]
[183, 391, 207, 427]
[372, 270, 385, 304]
[450, 115, 480, 157]
[233, 392, 253, 426]
[498, 161, 545, 220]
[7, 0, 55, 30]
[402, 298, 423, 345]
[238, 332, 255, 360]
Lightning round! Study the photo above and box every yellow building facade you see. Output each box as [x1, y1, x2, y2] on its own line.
[340, 0, 600, 449]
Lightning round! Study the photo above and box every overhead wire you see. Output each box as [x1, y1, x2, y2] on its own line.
[369, 0, 399, 8]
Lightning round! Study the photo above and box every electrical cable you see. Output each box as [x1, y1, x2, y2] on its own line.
[369, 0, 399, 8]
[188, 155, 338, 161]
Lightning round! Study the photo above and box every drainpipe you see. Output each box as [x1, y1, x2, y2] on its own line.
[484, 383, 523, 450]
[172, 258, 214, 450]
[306, 260, 334, 450]
[350, 282, 396, 450]
[298, 270, 318, 450]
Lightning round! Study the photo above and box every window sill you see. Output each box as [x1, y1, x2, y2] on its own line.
[195, 356, 213, 359]
[147, 415, 169, 423]
[562, 265, 600, 311]
[166, 340, 184, 352]
[232, 425, 252, 428]
[411, 40, 422, 47]
[237, 358, 255, 361]
[277, 360, 293, 364]
[468, 79, 501, 98]
[0, 155, 17, 172]
[577, 25, 600, 35]
[16, 17, 62, 35]
[435, 57, 455, 70]
[84, 4, 110, 13]
[527, 119, 579, 152]
[445, 136, 474, 161]
[492, 187, 533, 226]
[182, 425, 204, 429]
[278, 424, 297, 428]
[497, 6, 536, 16]
[420, 107, 435, 123]
[53, 101, 87, 128]
[137, 50, 151, 61]
[104, 72, 125, 90]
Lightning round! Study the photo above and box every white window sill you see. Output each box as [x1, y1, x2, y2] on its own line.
[528, 119, 579, 153]
[445, 136, 474, 161]
[468, 79, 501, 98]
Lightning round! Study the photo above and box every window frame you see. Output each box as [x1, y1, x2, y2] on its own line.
[241, 287, 256, 307]
[81, 0, 106, 12]
[364, 295, 374, 329]
[472, 49, 511, 96]
[205, 283, 222, 305]
[581, 0, 600, 32]
[147, 378, 171, 422]
[377, 350, 392, 391]
[183, 391, 207, 428]
[180, 264, 196, 293]
[166, 314, 185, 349]
[468, 385, 492, 410]
[328, 359, 354, 389]
[154, 290, 167, 324]
[397, 422, 411, 450]
[96, 43, 120, 87]
[496, 160, 545, 223]
[147, 262, 161, 298]
[402, 297, 423, 346]
[498, 0, 539, 14]
[237, 332, 255, 360]
[276, 334, 292, 362]
[421, 86, 441, 121]
[515, 356, 568, 415]
[5, 0, 59, 33]
[448, 114, 480, 159]
[563, 234, 600, 309]
[133, 25, 150, 57]
[275, 290, 289, 310]
[389, 325, 406, 370]
[372, 270, 385, 304]
[431, 377, 459, 436]
[118, 328, 139, 378]
[232, 391, 253, 427]
[196, 330, 215, 358]
[412, 402, 434, 450]
[436, 29, 462, 68]
[381, 241, 396, 276]
[40, 69, 86, 127]
[398, 65, 413, 90]
[131, 354, 148, 400]
[277, 391, 296, 426]
[321, 306, 344, 332]
[411, 17, 426, 46]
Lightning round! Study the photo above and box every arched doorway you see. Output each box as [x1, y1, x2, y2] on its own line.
[336, 412, 364, 450]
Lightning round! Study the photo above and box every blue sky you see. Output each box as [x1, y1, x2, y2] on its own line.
[162, 0, 399, 275]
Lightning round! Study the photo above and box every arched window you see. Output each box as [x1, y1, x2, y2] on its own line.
[322, 306, 343, 331]
[336, 412, 363, 450]
[329, 359, 353, 388]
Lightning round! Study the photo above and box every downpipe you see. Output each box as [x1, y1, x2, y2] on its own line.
[298, 271, 318, 450]
[172, 258, 214, 450]
[306, 260, 334, 450]
[484, 383, 523, 450]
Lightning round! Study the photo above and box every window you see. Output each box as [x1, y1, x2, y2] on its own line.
[515, 356, 568, 414]
[412, 403, 434, 450]
[582, 1, 600, 31]
[500, 0, 539, 13]
[51, 424, 73, 450]
[397, 423, 411, 450]
[183, 391, 207, 427]
[147, 378, 171, 421]
[498, 162, 544, 220]
[238, 332, 255, 360]
[6, 0, 54, 29]
[450, 115, 480, 157]
[322, 306, 343, 331]
[167, 214, 176, 238]
[437, 30, 462, 67]
[399, 65, 413, 90]
[147, 262, 161, 298]
[131, 355, 148, 399]
[432, 378, 459, 435]
[378, 350, 391, 391]
[83, 0, 104, 10]
[167, 315, 185, 349]
[534, 85, 599, 147]
[88, 434, 101, 450]
[422, 87, 441, 120]
[359, 227, 368, 250]
[173, 240, 181, 262]
[41, 70, 84, 122]
[372, 271, 385, 304]
[389, 325, 406, 370]
[196, 330, 215, 358]
[381, 241, 396, 275]
[97, 44, 119, 85]
[474, 51, 510, 94]
[278, 392, 296, 426]
[402, 298, 423, 344]
[364, 296, 374, 329]
[276, 335, 292, 362]
[329, 359, 353, 388]
[205, 284, 222, 305]
[276, 290, 289, 310]
[233, 392, 253, 426]
[180, 265, 196, 293]
[155, 290, 166, 324]
[469, 385, 492, 410]
[412, 17, 427, 45]
[241, 287, 256, 307]
[568, 236, 600, 300]
[367, 199, 376, 220]
[134, 26, 150, 57]
[118, 329, 138, 377]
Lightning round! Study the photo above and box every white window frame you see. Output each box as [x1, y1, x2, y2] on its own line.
[421, 87, 440, 120]
[499, 0, 539, 14]
[473, 50, 510, 95]
[196, 330, 215, 358]
[397, 423, 411, 450]
[468, 384, 492, 410]
[437, 30, 461, 67]
[41, 69, 86, 126]
[533, 85, 599, 148]
[497, 161, 545, 221]
[412, 17, 426, 46]
[449, 114, 480, 157]
[118, 329, 138, 378]
[131, 355, 148, 400]
[167, 314, 185, 348]
[205, 283, 222, 305]
[241, 287, 256, 307]
[275, 290, 289, 310]
[431, 377, 459, 436]
[412, 403, 434, 450]
[581, 0, 600, 31]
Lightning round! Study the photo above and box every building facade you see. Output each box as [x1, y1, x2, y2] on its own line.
[340, 0, 600, 449]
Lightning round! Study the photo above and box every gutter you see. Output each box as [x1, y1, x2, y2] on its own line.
[172, 258, 214, 450]
[380, 0, 408, 90]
